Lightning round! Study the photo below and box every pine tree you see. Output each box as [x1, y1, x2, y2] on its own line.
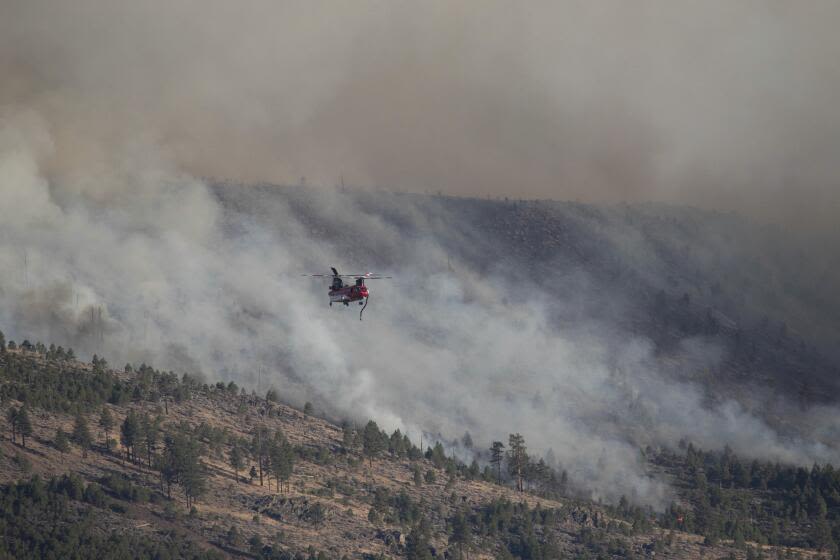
[507, 433, 527, 492]
[6, 407, 18, 444]
[406, 517, 434, 560]
[161, 431, 206, 508]
[266, 438, 278, 491]
[140, 413, 159, 469]
[17, 407, 32, 448]
[181, 439, 207, 509]
[390, 429, 406, 457]
[811, 516, 834, 551]
[449, 507, 470, 558]
[363, 420, 384, 468]
[251, 426, 269, 486]
[120, 411, 139, 463]
[430, 442, 446, 469]
[230, 444, 245, 482]
[54, 428, 70, 453]
[99, 408, 114, 451]
[467, 459, 480, 480]
[72, 414, 92, 457]
[269, 434, 295, 493]
[490, 441, 505, 485]
[342, 425, 355, 453]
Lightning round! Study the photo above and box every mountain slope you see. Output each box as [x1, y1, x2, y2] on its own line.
[1, 344, 832, 559]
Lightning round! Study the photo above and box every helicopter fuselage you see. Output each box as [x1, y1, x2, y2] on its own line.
[328, 284, 368, 305]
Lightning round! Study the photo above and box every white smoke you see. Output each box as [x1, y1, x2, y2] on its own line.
[2, 1, 840, 507]
[3, 111, 840, 508]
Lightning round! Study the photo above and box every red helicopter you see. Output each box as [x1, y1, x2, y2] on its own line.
[303, 267, 392, 320]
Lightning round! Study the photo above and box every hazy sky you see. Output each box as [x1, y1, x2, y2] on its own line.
[3, 1, 840, 504]
[2, 1, 839, 229]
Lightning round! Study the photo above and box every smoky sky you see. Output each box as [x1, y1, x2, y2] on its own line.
[3, 0, 840, 507]
[2, 1, 839, 232]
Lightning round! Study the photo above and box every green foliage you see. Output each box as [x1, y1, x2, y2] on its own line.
[428, 441, 446, 469]
[269, 430, 295, 492]
[478, 498, 560, 560]
[507, 433, 527, 492]
[388, 429, 407, 457]
[362, 420, 385, 466]
[295, 443, 332, 466]
[98, 407, 114, 450]
[139, 412, 160, 468]
[17, 407, 33, 448]
[341, 425, 356, 453]
[229, 444, 245, 482]
[449, 507, 470, 553]
[251, 426, 270, 486]
[226, 525, 242, 547]
[490, 441, 505, 484]
[4, 406, 34, 448]
[120, 410, 140, 463]
[466, 459, 480, 480]
[405, 517, 434, 560]
[54, 428, 70, 453]
[72, 414, 93, 455]
[248, 534, 265, 555]
[160, 430, 207, 509]
[0, 352, 188, 414]
[305, 502, 326, 526]
[0, 476, 220, 559]
[654, 443, 840, 550]
[100, 473, 150, 503]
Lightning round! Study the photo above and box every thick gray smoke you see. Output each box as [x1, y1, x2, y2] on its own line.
[2, 111, 840, 507]
[2, 1, 840, 506]
[2, 1, 840, 233]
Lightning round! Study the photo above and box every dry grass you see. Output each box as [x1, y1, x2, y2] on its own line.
[0, 351, 830, 558]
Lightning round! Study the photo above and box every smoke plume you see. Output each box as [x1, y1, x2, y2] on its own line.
[2, 1, 840, 505]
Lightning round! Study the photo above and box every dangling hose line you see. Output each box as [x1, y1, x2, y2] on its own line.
[360, 295, 369, 321]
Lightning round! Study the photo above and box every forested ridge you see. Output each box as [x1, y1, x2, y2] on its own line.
[1, 331, 838, 559]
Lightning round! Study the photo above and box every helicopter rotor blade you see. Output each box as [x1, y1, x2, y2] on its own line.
[340, 273, 393, 279]
[302, 269, 392, 279]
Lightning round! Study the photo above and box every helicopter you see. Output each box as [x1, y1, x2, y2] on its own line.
[303, 267, 392, 320]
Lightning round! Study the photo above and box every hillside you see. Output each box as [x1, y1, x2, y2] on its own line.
[4, 178, 839, 510]
[216, 184, 840, 403]
[1, 342, 838, 559]
[207, 185, 840, 464]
